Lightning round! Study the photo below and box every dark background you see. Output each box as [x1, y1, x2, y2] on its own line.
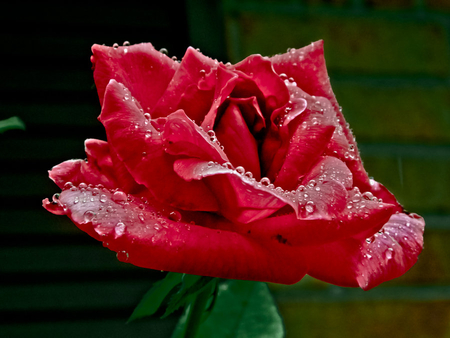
[1, 0, 450, 337]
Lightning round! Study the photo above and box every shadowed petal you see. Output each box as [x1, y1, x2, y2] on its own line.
[215, 101, 261, 180]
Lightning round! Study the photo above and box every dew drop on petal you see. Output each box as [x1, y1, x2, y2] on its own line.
[84, 210, 96, 223]
[115, 222, 126, 238]
[305, 201, 315, 214]
[222, 162, 233, 170]
[169, 211, 182, 222]
[117, 250, 129, 262]
[260, 177, 271, 186]
[63, 182, 74, 190]
[112, 191, 127, 203]
[100, 194, 107, 203]
[235, 166, 245, 175]
[52, 193, 60, 203]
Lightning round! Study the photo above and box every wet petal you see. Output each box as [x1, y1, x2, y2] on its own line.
[215, 101, 261, 179]
[272, 111, 335, 190]
[162, 110, 228, 163]
[99, 79, 219, 211]
[174, 159, 289, 223]
[301, 212, 424, 290]
[271, 41, 371, 191]
[43, 184, 308, 284]
[49, 139, 118, 190]
[271, 40, 335, 106]
[91, 43, 178, 111]
[249, 185, 394, 246]
[233, 54, 290, 116]
[151, 47, 219, 120]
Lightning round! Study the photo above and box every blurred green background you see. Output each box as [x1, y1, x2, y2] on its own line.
[1, 0, 449, 337]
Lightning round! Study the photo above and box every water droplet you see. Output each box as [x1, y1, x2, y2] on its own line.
[352, 194, 361, 203]
[74, 196, 79, 204]
[235, 166, 245, 174]
[199, 69, 206, 77]
[63, 182, 74, 190]
[115, 222, 126, 238]
[244, 171, 253, 179]
[362, 192, 374, 200]
[79, 183, 87, 189]
[52, 193, 60, 203]
[260, 177, 271, 186]
[112, 191, 127, 203]
[222, 162, 233, 170]
[305, 201, 315, 214]
[138, 213, 145, 223]
[84, 210, 95, 223]
[113, 43, 119, 49]
[386, 249, 393, 260]
[169, 211, 182, 222]
[116, 250, 129, 262]
[99, 194, 107, 203]
[159, 48, 168, 55]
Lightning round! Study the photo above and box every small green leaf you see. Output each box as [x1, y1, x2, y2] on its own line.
[128, 272, 183, 323]
[162, 274, 215, 318]
[0, 116, 25, 133]
[195, 280, 285, 338]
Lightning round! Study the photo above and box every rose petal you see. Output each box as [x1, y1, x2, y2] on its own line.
[214, 101, 262, 179]
[271, 40, 335, 106]
[272, 111, 336, 190]
[302, 156, 353, 189]
[233, 54, 290, 116]
[249, 191, 395, 247]
[271, 40, 371, 191]
[49, 139, 118, 190]
[99, 79, 219, 211]
[301, 212, 424, 290]
[174, 159, 287, 223]
[162, 110, 228, 163]
[43, 185, 308, 284]
[151, 47, 219, 120]
[91, 43, 178, 111]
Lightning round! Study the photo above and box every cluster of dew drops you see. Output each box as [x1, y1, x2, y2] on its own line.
[53, 182, 185, 244]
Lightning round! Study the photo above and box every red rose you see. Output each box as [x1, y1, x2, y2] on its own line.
[43, 41, 424, 290]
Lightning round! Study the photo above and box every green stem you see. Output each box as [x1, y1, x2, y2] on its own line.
[183, 285, 212, 338]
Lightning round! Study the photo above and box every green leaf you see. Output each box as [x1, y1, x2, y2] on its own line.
[127, 272, 183, 323]
[162, 274, 215, 318]
[195, 280, 285, 338]
[0, 116, 25, 133]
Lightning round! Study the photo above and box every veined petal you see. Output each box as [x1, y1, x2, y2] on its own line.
[43, 185, 308, 284]
[301, 212, 425, 290]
